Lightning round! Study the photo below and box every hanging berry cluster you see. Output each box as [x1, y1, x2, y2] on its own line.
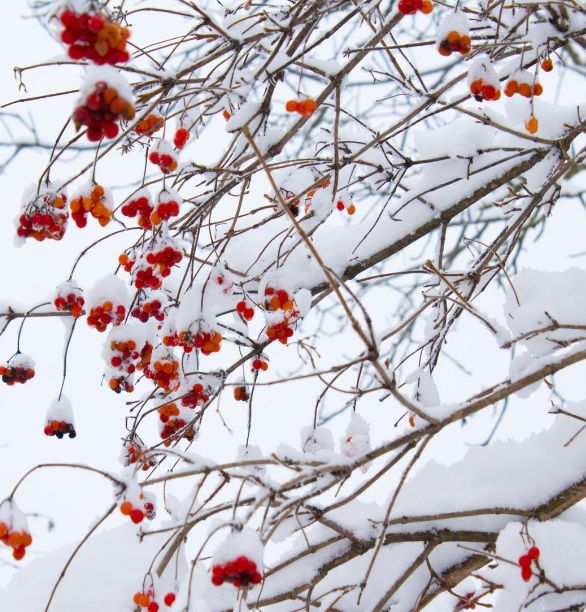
[54, 281, 85, 318]
[164, 322, 223, 356]
[44, 419, 77, 439]
[236, 299, 255, 321]
[173, 127, 190, 149]
[0, 502, 33, 561]
[437, 14, 471, 56]
[134, 114, 164, 136]
[70, 183, 113, 228]
[143, 348, 180, 392]
[44, 396, 76, 440]
[468, 56, 501, 102]
[132, 590, 175, 611]
[121, 190, 154, 229]
[149, 140, 178, 174]
[0, 354, 35, 386]
[59, 8, 130, 64]
[263, 287, 298, 344]
[104, 335, 141, 393]
[131, 293, 167, 324]
[285, 99, 317, 116]
[122, 437, 157, 471]
[150, 190, 181, 226]
[17, 187, 68, 242]
[518, 546, 540, 582]
[234, 385, 249, 401]
[211, 556, 263, 588]
[336, 197, 356, 215]
[398, 0, 433, 15]
[87, 300, 126, 332]
[74, 73, 135, 142]
[119, 492, 156, 524]
[505, 72, 543, 98]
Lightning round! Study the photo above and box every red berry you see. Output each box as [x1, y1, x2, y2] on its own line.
[130, 509, 145, 524]
[521, 566, 533, 582]
[163, 592, 176, 606]
[518, 554, 531, 568]
[528, 546, 540, 560]
[148, 603, 159, 612]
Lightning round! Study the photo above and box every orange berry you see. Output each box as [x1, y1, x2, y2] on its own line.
[102, 300, 113, 312]
[525, 116, 538, 134]
[446, 31, 460, 44]
[541, 58, 553, 72]
[421, 0, 433, 13]
[222, 109, 231, 121]
[8, 532, 23, 548]
[120, 501, 133, 516]
[302, 99, 317, 115]
[347, 204, 356, 215]
[0, 523, 7, 539]
[505, 80, 518, 97]
[533, 83, 543, 96]
[21, 532, 32, 547]
[12, 546, 25, 561]
[518, 82, 532, 98]
[285, 100, 298, 112]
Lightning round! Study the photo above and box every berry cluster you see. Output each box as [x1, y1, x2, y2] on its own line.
[54, 282, 85, 318]
[285, 99, 317, 116]
[43, 419, 76, 439]
[132, 590, 175, 611]
[74, 79, 135, 142]
[211, 556, 262, 588]
[134, 114, 164, 136]
[438, 30, 471, 56]
[149, 149, 178, 175]
[518, 546, 540, 582]
[164, 326, 223, 356]
[158, 402, 180, 423]
[252, 358, 269, 372]
[398, 0, 433, 15]
[236, 300, 255, 321]
[264, 287, 297, 344]
[60, 9, 130, 65]
[160, 417, 195, 445]
[266, 319, 294, 344]
[150, 191, 181, 226]
[70, 183, 112, 228]
[505, 76, 543, 98]
[119, 495, 155, 524]
[336, 199, 356, 215]
[144, 352, 180, 392]
[107, 339, 140, 393]
[87, 300, 126, 332]
[0, 522, 32, 561]
[139, 245, 183, 289]
[234, 385, 249, 401]
[181, 382, 210, 408]
[123, 439, 156, 471]
[17, 191, 68, 242]
[173, 127, 190, 149]
[469, 79, 501, 102]
[121, 193, 154, 229]
[0, 355, 35, 386]
[131, 296, 166, 324]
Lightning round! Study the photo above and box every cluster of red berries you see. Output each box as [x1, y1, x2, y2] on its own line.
[132, 590, 175, 611]
[160, 415, 196, 446]
[0, 359, 35, 386]
[60, 9, 130, 64]
[234, 386, 249, 401]
[264, 287, 296, 313]
[150, 193, 181, 225]
[145, 245, 183, 281]
[87, 300, 126, 332]
[181, 382, 210, 408]
[134, 114, 164, 136]
[438, 31, 471, 56]
[17, 193, 68, 241]
[0, 523, 32, 561]
[336, 199, 356, 215]
[107, 339, 140, 393]
[173, 128, 190, 149]
[252, 358, 269, 372]
[469, 79, 501, 102]
[518, 546, 540, 582]
[74, 80, 135, 142]
[236, 300, 255, 321]
[164, 327, 223, 356]
[144, 354, 180, 392]
[121, 194, 154, 229]
[398, 0, 433, 15]
[131, 297, 165, 323]
[120, 496, 155, 524]
[149, 149, 178, 175]
[505, 78, 543, 98]
[211, 556, 262, 588]
[43, 419, 76, 439]
[123, 440, 156, 471]
[54, 285, 85, 318]
[285, 99, 317, 116]
[158, 402, 180, 423]
[70, 184, 112, 228]
[267, 318, 294, 344]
